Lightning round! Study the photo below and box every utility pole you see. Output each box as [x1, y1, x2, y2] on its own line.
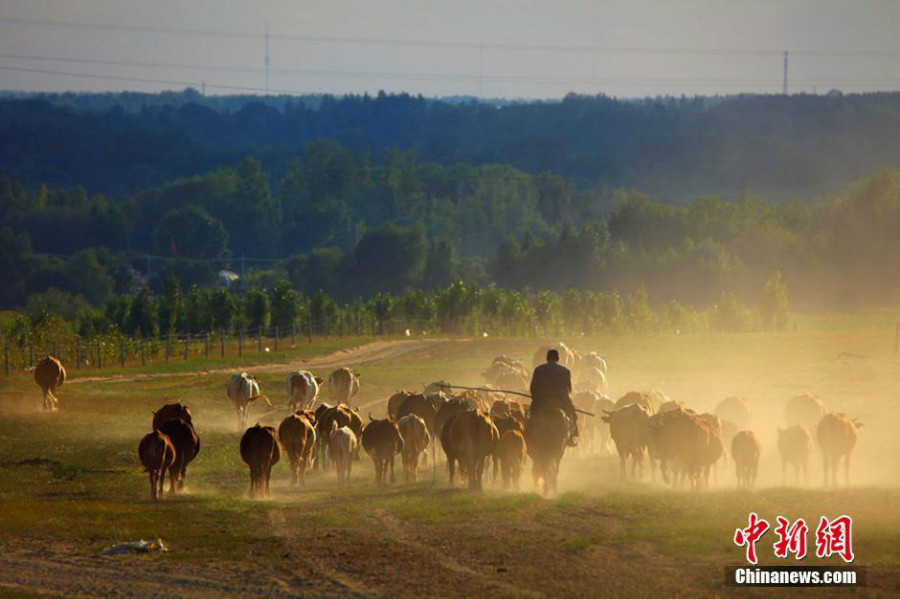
[478, 37, 484, 99]
[783, 50, 789, 95]
[265, 23, 270, 94]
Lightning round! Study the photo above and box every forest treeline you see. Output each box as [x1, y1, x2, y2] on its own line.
[1, 144, 898, 313]
[1, 90, 898, 201]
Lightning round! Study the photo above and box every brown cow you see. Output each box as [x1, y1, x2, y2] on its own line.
[778, 425, 813, 485]
[496, 430, 527, 490]
[278, 413, 317, 486]
[785, 393, 826, 432]
[697, 413, 725, 487]
[152, 402, 193, 431]
[156, 418, 200, 493]
[525, 406, 569, 495]
[34, 355, 66, 412]
[447, 410, 499, 491]
[138, 430, 176, 500]
[398, 414, 431, 482]
[316, 404, 363, 468]
[817, 413, 862, 488]
[361, 417, 404, 484]
[240, 424, 281, 498]
[436, 397, 477, 441]
[716, 396, 752, 430]
[387, 390, 414, 421]
[614, 391, 656, 415]
[731, 430, 762, 490]
[604, 403, 652, 480]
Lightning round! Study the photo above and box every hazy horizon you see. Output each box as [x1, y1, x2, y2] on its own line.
[1, 0, 899, 100]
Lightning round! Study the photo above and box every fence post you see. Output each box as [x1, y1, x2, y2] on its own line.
[184, 334, 190, 360]
[76, 337, 81, 369]
[97, 339, 102, 369]
[140, 338, 145, 366]
[238, 330, 243, 357]
[165, 336, 170, 362]
[204, 332, 209, 360]
[291, 323, 296, 346]
[274, 326, 279, 351]
[29, 345, 34, 369]
[257, 327, 262, 352]
[220, 331, 226, 358]
[4, 342, 8, 376]
[119, 339, 125, 367]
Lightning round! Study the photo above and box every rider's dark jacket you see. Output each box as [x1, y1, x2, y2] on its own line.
[529, 361, 572, 411]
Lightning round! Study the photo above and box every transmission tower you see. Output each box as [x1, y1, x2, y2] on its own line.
[783, 50, 788, 95]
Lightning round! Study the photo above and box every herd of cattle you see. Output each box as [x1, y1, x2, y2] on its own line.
[30, 343, 863, 500]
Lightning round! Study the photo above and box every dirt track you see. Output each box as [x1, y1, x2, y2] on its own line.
[69, 339, 465, 385]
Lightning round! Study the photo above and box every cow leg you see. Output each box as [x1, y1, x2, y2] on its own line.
[158, 467, 167, 497]
[346, 457, 352, 484]
[618, 452, 627, 479]
[389, 456, 396, 485]
[149, 470, 158, 500]
[448, 458, 456, 486]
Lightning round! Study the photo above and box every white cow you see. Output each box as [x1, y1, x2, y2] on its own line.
[286, 370, 323, 412]
[227, 372, 271, 429]
[328, 367, 361, 404]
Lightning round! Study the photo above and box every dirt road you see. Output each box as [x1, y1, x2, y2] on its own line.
[69, 339, 466, 386]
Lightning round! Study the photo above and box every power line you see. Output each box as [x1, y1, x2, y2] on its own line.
[2, 16, 899, 58]
[3, 63, 897, 93]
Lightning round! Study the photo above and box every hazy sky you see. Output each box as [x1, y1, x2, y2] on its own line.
[1, 0, 898, 99]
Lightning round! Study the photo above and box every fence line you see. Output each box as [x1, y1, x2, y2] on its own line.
[1, 315, 566, 376]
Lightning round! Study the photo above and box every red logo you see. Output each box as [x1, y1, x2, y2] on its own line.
[734, 512, 771, 565]
[735, 514, 855, 564]
[815, 515, 855, 563]
[773, 516, 809, 560]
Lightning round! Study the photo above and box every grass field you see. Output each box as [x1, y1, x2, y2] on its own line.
[0, 318, 898, 598]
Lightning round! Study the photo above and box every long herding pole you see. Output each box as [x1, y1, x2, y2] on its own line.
[437, 383, 595, 416]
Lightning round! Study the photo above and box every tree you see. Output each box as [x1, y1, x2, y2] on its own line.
[421, 238, 457, 290]
[761, 271, 789, 331]
[153, 205, 228, 260]
[244, 287, 271, 331]
[269, 279, 300, 330]
[353, 224, 426, 294]
[156, 271, 183, 334]
[126, 287, 157, 337]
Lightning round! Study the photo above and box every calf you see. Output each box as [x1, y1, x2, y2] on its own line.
[731, 430, 762, 490]
[328, 424, 358, 485]
[496, 430, 527, 490]
[138, 430, 176, 500]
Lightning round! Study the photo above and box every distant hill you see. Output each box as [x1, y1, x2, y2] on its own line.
[0, 89, 897, 200]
